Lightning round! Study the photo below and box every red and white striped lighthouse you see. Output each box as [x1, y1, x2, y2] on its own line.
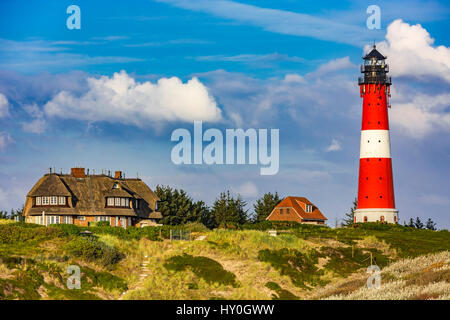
[355, 45, 398, 224]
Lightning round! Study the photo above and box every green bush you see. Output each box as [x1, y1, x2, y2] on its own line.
[0, 224, 64, 244]
[258, 248, 326, 289]
[164, 254, 238, 287]
[63, 237, 124, 267]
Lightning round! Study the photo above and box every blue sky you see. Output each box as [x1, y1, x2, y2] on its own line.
[0, 0, 449, 228]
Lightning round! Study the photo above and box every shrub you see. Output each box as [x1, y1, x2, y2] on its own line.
[63, 237, 124, 267]
[258, 248, 325, 289]
[0, 224, 64, 244]
[164, 254, 238, 287]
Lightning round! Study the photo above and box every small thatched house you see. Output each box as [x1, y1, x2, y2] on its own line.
[23, 168, 163, 228]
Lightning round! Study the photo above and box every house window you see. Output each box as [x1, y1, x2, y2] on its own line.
[95, 216, 110, 222]
[58, 197, 66, 205]
[280, 208, 283, 214]
[107, 197, 114, 206]
[135, 199, 139, 209]
[50, 196, 58, 205]
[62, 216, 73, 224]
[77, 216, 85, 221]
[46, 216, 59, 225]
[42, 197, 49, 205]
[36, 197, 41, 206]
[286, 208, 290, 214]
[305, 205, 313, 213]
[120, 198, 126, 207]
[113, 183, 119, 189]
[115, 197, 121, 206]
[364, 216, 368, 222]
[394, 216, 397, 223]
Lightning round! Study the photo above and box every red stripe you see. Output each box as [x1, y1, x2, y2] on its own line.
[361, 84, 389, 130]
[357, 158, 395, 209]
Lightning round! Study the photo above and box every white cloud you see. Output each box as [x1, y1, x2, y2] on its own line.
[390, 91, 450, 138]
[21, 103, 46, 134]
[232, 181, 259, 198]
[44, 70, 222, 126]
[0, 93, 9, 117]
[156, 0, 369, 45]
[326, 139, 342, 152]
[374, 19, 450, 82]
[309, 57, 355, 77]
[0, 132, 13, 152]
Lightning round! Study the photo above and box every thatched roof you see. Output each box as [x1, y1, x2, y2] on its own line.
[28, 174, 72, 197]
[25, 173, 159, 218]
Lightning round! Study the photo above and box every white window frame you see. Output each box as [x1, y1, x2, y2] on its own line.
[42, 197, 49, 205]
[36, 197, 41, 206]
[50, 196, 58, 205]
[95, 216, 110, 222]
[47, 216, 59, 225]
[107, 197, 114, 206]
[135, 199, 139, 209]
[114, 197, 121, 206]
[62, 216, 73, 224]
[120, 198, 126, 207]
[58, 196, 66, 205]
[305, 205, 313, 213]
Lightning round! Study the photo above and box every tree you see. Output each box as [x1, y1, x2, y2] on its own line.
[426, 218, 437, 231]
[210, 191, 249, 228]
[343, 198, 358, 226]
[0, 210, 8, 219]
[414, 217, 424, 229]
[408, 218, 415, 228]
[253, 192, 281, 223]
[155, 185, 210, 226]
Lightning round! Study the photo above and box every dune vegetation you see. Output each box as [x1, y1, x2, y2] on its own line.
[0, 220, 449, 300]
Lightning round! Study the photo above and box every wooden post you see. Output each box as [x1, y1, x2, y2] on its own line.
[370, 252, 373, 265]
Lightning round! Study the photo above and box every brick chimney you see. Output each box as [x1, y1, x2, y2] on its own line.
[114, 171, 122, 179]
[71, 167, 86, 178]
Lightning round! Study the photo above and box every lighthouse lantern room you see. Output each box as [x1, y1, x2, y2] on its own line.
[354, 45, 398, 224]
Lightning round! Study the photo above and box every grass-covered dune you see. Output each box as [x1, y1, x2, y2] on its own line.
[0, 220, 449, 300]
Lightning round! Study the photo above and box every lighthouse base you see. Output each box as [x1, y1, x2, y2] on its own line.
[354, 208, 398, 224]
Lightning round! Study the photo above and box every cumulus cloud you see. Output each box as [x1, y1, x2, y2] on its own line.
[0, 132, 13, 152]
[44, 70, 222, 126]
[390, 90, 450, 138]
[22, 103, 46, 134]
[326, 139, 342, 152]
[374, 19, 450, 82]
[0, 93, 8, 117]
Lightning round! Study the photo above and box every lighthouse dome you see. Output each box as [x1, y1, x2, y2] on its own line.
[363, 45, 386, 60]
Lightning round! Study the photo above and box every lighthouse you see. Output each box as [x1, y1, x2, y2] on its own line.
[354, 45, 398, 224]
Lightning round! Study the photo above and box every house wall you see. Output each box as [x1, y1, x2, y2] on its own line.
[267, 207, 302, 223]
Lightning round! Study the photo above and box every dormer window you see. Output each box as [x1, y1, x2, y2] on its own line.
[35, 196, 66, 207]
[106, 197, 130, 208]
[113, 182, 119, 189]
[305, 204, 313, 213]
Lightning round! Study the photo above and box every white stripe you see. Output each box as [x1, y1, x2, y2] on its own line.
[360, 130, 391, 158]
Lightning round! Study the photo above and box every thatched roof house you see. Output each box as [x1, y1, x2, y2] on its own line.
[23, 168, 162, 228]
